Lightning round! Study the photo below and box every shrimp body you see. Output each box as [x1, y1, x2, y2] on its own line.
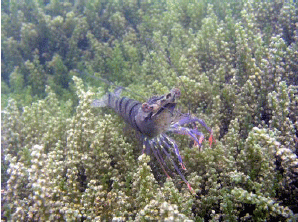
[92, 88, 214, 193]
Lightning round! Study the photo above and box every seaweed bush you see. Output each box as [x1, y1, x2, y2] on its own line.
[1, 0, 298, 220]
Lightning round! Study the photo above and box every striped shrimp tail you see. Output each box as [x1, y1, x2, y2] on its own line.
[92, 96, 108, 107]
[92, 87, 142, 132]
[91, 87, 123, 107]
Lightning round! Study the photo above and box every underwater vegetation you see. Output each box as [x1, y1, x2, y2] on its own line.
[1, 0, 298, 221]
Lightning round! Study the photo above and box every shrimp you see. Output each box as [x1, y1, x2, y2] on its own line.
[92, 86, 214, 194]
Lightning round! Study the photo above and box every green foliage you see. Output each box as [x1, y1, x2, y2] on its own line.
[2, 0, 298, 220]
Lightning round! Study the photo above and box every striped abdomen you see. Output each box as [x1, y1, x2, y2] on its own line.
[106, 93, 143, 133]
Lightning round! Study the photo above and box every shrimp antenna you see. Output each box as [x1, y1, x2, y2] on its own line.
[144, 38, 191, 115]
[144, 39, 172, 92]
[74, 69, 146, 101]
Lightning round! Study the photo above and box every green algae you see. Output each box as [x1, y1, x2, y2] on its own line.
[1, 0, 298, 220]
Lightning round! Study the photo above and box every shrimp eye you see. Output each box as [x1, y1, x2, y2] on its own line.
[142, 103, 153, 112]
